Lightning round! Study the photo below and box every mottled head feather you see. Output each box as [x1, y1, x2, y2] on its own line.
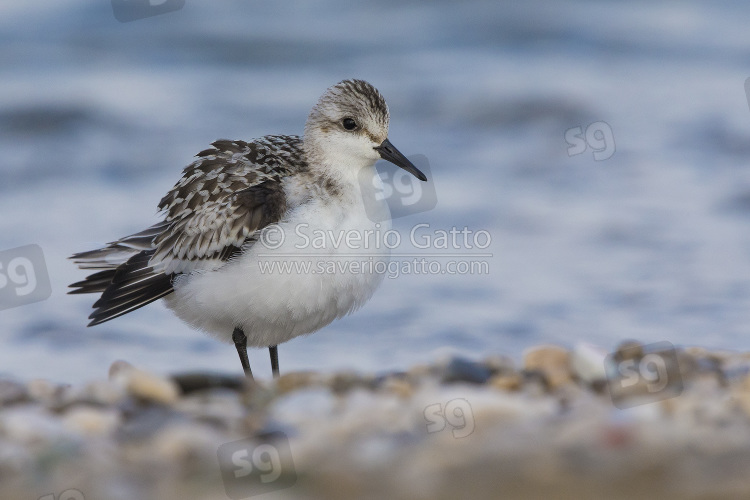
[303, 79, 393, 173]
[305, 79, 390, 141]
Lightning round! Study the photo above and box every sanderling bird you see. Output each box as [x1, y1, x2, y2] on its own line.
[69, 79, 426, 379]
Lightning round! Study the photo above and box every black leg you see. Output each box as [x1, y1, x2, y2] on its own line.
[232, 327, 253, 379]
[269, 345, 279, 378]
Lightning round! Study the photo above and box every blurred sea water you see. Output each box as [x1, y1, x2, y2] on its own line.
[2, 0, 750, 382]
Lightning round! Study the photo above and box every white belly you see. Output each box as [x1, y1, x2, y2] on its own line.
[164, 195, 391, 347]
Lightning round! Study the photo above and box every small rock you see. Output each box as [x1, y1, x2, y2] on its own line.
[176, 390, 245, 428]
[712, 352, 747, 382]
[240, 380, 276, 410]
[489, 373, 522, 391]
[63, 406, 120, 436]
[612, 340, 644, 363]
[33, 380, 123, 412]
[380, 377, 413, 398]
[659, 395, 679, 416]
[153, 422, 220, 463]
[171, 372, 245, 395]
[270, 387, 336, 426]
[439, 357, 492, 384]
[275, 371, 319, 395]
[0, 379, 28, 406]
[732, 390, 750, 418]
[116, 405, 182, 441]
[329, 372, 373, 394]
[482, 355, 516, 376]
[26, 379, 60, 405]
[37, 384, 83, 412]
[523, 345, 572, 389]
[109, 359, 135, 380]
[571, 343, 607, 384]
[675, 350, 714, 384]
[0, 406, 66, 444]
[122, 369, 181, 405]
[373, 371, 405, 386]
[83, 380, 127, 406]
[520, 369, 550, 395]
[406, 363, 431, 380]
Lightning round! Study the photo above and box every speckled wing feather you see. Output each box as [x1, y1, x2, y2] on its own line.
[69, 135, 305, 326]
[152, 136, 301, 274]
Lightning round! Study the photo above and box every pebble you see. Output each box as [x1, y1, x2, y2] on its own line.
[730, 373, 750, 417]
[439, 356, 492, 384]
[571, 342, 607, 384]
[175, 390, 246, 428]
[481, 354, 516, 376]
[0, 379, 28, 406]
[62, 406, 120, 436]
[489, 373, 522, 391]
[523, 345, 572, 389]
[0, 344, 749, 500]
[37, 381, 124, 412]
[116, 404, 182, 441]
[275, 371, 320, 395]
[152, 422, 221, 463]
[0, 406, 66, 444]
[82, 380, 127, 406]
[271, 387, 337, 425]
[26, 379, 61, 406]
[329, 371, 374, 394]
[379, 377, 414, 398]
[612, 340, 644, 362]
[121, 369, 181, 405]
[520, 369, 550, 395]
[240, 380, 276, 410]
[713, 353, 749, 382]
[109, 359, 135, 380]
[170, 372, 245, 395]
[406, 363, 431, 381]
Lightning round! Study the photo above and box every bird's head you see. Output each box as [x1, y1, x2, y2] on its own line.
[304, 79, 426, 181]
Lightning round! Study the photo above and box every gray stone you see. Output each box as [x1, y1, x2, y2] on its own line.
[439, 356, 492, 384]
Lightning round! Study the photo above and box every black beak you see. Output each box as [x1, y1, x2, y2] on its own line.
[375, 138, 427, 181]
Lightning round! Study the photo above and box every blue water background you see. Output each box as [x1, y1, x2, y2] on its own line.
[2, 1, 750, 382]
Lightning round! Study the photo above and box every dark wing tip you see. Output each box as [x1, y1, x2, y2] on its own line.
[72, 250, 174, 326]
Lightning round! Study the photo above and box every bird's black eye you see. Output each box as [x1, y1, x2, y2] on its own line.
[342, 118, 357, 130]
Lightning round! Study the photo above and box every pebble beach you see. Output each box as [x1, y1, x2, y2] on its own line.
[3, 2, 750, 499]
[3, 341, 750, 500]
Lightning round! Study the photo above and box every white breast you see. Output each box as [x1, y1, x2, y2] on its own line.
[164, 173, 391, 348]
